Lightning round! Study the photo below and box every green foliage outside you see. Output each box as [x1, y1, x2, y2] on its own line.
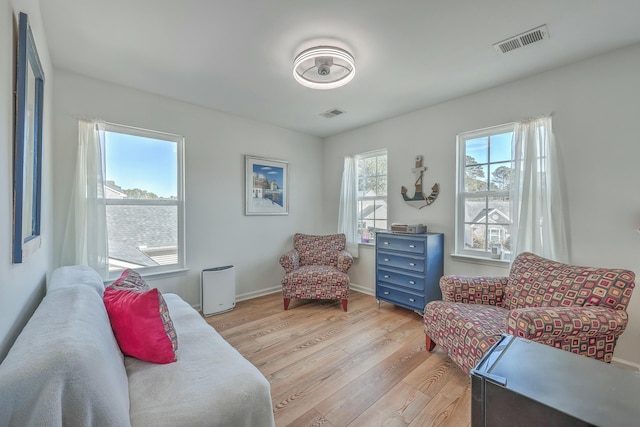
[124, 188, 176, 200]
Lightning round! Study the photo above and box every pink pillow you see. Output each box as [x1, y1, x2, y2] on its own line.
[103, 285, 178, 364]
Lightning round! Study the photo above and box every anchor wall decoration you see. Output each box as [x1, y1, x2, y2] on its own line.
[401, 155, 439, 209]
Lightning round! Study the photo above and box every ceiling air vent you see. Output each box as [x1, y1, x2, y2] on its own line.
[321, 108, 345, 119]
[493, 25, 549, 54]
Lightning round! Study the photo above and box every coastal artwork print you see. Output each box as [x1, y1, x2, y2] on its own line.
[245, 155, 289, 215]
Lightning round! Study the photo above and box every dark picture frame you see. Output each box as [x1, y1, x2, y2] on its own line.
[245, 155, 289, 215]
[13, 12, 44, 263]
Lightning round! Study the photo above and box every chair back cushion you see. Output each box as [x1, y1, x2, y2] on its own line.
[294, 233, 346, 267]
[504, 252, 635, 311]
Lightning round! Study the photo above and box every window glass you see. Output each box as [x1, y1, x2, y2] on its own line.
[356, 150, 387, 243]
[456, 125, 514, 259]
[104, 125, 184, 276]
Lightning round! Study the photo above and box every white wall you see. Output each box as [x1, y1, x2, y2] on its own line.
[323, 43, 640, 366]
[0, 0, 53, 361]
[52, 70, 324, 307]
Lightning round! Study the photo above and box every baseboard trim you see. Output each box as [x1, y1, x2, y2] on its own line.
[612, 356, 640, 372]
[349, 283, 374, 296]
[234, 283, 374, 303]
[236, 286, 281, 302]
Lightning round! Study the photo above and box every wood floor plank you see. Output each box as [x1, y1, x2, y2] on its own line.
[206, 291, 471, 427]
[347, 381, 433, 427]
[271, 335, 406, 426]
[407, 370, 471, 427]
[403, 350, 459, 398]
[288, 408, 337, 427]
[315, 327, 430, 426]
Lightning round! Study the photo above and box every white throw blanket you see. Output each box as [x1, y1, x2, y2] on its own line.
[0, 285, 131, 426]
[126, 294, 275, 427]
[0, 265, 275, 427]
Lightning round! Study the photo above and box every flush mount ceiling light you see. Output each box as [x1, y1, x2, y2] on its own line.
[293, 46, 355, 90]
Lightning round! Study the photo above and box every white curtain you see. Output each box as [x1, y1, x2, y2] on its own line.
[61, 120, 108, 278]
[338, 156, 359, 258]
[510, 115, 568, 263]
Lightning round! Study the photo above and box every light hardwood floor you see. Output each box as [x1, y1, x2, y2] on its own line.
[206, 291, 471, 427]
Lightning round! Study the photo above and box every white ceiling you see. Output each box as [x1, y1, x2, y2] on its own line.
[39, 0, 640, 138]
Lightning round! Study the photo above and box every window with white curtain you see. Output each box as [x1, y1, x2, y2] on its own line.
[356, 150, 387, 243]
[103, 123, 185, 277]
[455, 124, 514, 260]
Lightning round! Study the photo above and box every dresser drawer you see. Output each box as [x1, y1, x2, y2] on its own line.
[377, 234, 426, 255]
[377, 268, 425, 292]
[377, 252, 425, 273]
[377, 285, 424, 311]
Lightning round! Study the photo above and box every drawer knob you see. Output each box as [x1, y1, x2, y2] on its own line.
[384, 242, 390, 245]
[384, 275, 390, 279]
[409, 244, 416, 248]
[409, 280, 415, 285]
[384, 258, 390, 262]
[409, 263, 416, 266]
[409, 298, 415, 302]
[384, 291, 390, 295]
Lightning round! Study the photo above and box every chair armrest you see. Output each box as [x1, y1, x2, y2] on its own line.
[279, 249, 300, 273]
[439, 276, 508, 305]
[337, 250, 354, 273]
[507, 306, 629, 341]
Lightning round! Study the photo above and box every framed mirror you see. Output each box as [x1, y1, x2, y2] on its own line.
[13, 12, 44, 263]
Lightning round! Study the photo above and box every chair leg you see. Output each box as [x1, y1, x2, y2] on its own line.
[425, 334, 436, 351]
[283, 298, 290, 310]
[341, 299, 348, 312]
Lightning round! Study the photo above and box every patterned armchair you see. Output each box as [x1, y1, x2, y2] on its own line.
[280, 233, 353, 311]
[424, 252, 635, 375]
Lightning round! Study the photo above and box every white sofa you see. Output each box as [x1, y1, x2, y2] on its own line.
[0, 265, 275, 427]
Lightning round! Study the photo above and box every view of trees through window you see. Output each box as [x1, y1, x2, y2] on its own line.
[458, 126, 514, 258]
[356, 150, 387, 243]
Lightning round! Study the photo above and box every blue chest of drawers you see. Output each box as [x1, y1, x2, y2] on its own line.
[375, 232, 444, 313]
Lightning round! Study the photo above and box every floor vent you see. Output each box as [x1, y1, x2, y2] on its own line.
[493, 25, 549, 54]
[321, 108, 345, 119]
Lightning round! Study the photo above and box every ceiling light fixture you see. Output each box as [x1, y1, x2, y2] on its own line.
[293, 46, 355, 90]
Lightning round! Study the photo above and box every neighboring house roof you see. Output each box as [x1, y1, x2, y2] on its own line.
[106, 205, 177, 267]
[471, 207, 511, 225]
[105, 180, 128, 199]
[465, 200, 510, 223]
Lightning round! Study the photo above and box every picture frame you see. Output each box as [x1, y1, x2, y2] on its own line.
[13, 12, 44, 263]
[245, 155, 289, 215]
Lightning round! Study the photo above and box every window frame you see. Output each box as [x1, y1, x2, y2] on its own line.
[355, 149, 387, 244]
[104, 123, 186, 279]
[455, 123, 514, 261]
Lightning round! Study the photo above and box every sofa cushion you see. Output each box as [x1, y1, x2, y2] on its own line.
[281, 265, 350, 300]
[505, 252, 635, 311]
[293, 233, 345, 267]
[104, 286, 178, 364]
[0, 285, 131, 427]
[126, 293, 275, 427]
[47, 264, 106, 295]
[424, 301, 508, 375]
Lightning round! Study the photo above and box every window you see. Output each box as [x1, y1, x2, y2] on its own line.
[456, 124, 514, 260]
[104, 124, 185, 277]
[356, 150, 387, 243]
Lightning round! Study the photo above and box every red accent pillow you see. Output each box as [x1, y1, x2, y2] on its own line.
[103, 286, 178, 364]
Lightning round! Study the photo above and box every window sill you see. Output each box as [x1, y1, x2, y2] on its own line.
[450, 254, 510, 268]
[105, 266, 190, 285]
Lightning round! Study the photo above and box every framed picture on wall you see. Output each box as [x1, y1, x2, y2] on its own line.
[13, 12, 45, 263]
[245, 155, 289, 215]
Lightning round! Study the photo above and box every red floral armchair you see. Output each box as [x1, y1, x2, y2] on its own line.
[424, 252, 635, 375]
[280, 233, 353, 311]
